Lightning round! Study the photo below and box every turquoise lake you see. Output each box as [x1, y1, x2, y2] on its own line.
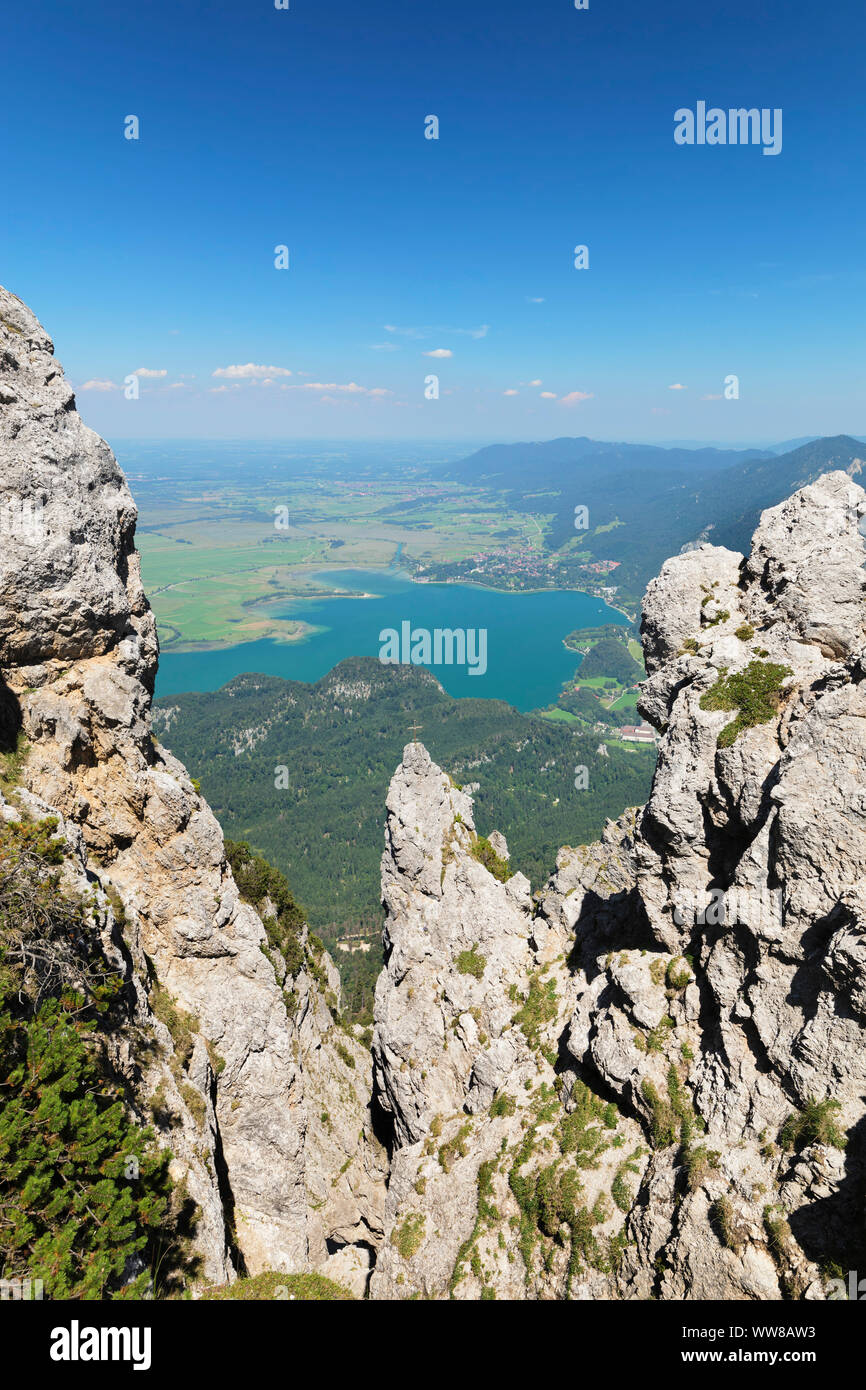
[155, 569, 629, 712]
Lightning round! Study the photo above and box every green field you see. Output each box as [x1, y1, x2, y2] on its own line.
[136, 477, 550, 650]
[609, 690, 641, 715]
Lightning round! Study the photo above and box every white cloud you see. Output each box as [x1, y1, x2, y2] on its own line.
[529, 378, 542, 386]
[526, 296, 545, 303]
[701, 393, 722, 401]
[559, 390, 594, 406]
[80, 379, 118, 392]
[540, 391, 557, 399]
[287, 381, 391, 396]
[370, 342, 400, 351]
[668, 382, 686, 390]
[212, 363, 293, 379]
[206, 369, 388, 398]
[424, 348, 452, 359]
[503, 389, 519, 396]
[133, 367, 167, 378]
[299, 381, 364, 393]
[168, 382, 187, 390]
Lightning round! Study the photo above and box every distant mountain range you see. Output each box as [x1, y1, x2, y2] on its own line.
[443, 433, 866, 599]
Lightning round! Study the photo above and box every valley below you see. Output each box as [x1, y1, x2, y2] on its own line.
[2, 286, 866, 1314]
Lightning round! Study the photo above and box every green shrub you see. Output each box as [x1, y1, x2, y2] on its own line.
[703, 609, 730, 628]
[710, 1195, 737, 1250]
[0, 732, 28, 795]
[612, 1148, 644, 1213]
[449, 1159, 499, 1294]
[201, 1271, 353, 1300]
[392, 1212, 426, 1260]
[642, 1079, 677, 1148]
[682, 1142, 720, 1192]
[0, 817, 186, 1299]
[470, 835, 511, 883]
[512, 973, 558, 1048]
[150, 983, 199, 1071]
[666, 957, 693, 991]
[642, 1066, 700, 1151]
[763, 1205, 792, 1259]
[438, 1121, 472, 1173]
[779, 1097, 847, 1151]
[699, 660, 792, 748]
[456, 945, 486, 979]
[180, 1082, 207, 1129]
[224, 840, 306, 978]
[559, 1081, 617, 1168]
[646, 1014, 674, 1053]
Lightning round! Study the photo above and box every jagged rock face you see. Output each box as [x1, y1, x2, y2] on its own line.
[610, 470, 866, 1296]
[370, 745, 646, 1300]
[371, 474, 866, 1300]
[6, 284, 865, 1300]
[0, 289, 156, 675]
[0, 286, 384, 1290]
[559, 470, 866, 1298]
[373, 744, 539, 1147]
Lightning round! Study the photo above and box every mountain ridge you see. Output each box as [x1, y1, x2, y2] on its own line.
[2, 283, 865, 1301]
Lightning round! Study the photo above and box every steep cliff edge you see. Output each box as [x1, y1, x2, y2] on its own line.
[0, 285, 384, 1292]
[370, 472, 866, 1299]
[4, 282, 864, 1301]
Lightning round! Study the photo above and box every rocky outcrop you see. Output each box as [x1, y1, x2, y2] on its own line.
[370, 472, 866, 1300]
[369, 746, 646, 1300]
[608, 469, 866, 1298]
[5, 282, 864, 1300]
[0, 285, 384, 1291]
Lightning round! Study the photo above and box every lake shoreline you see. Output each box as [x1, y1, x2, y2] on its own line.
[155, 566, 629, 708]
[156, 563, 631, 653]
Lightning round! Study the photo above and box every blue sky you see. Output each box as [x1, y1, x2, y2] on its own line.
[3, 0, 864, 443]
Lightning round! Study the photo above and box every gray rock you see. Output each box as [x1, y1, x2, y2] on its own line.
[0, 285, 383, 1291]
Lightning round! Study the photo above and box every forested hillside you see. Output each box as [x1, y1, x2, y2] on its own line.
[442, 434, 865, 603]
[153, 658, 655, 1014]
[577, 637, 643, 683]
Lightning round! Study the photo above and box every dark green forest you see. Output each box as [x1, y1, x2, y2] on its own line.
[577, 638, 643, 684]
[154, 658, 655, 1015]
